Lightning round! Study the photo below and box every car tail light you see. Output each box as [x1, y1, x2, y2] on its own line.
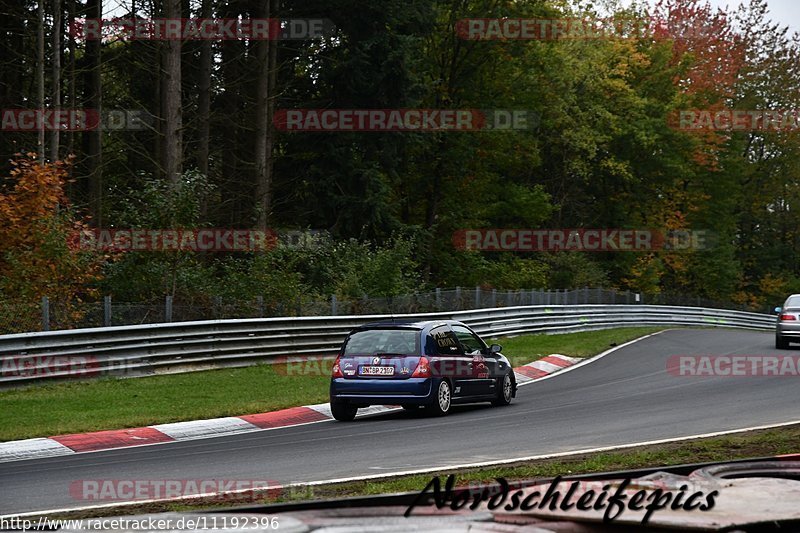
[781, 314, 797, 321]
[411, 357, 431, 378]
[331, 355, 343, 378]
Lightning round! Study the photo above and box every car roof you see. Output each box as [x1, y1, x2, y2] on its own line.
[356, 319, 467, 332]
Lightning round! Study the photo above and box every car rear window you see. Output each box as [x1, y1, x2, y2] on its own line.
[786, 296, 800, 308]
[343, 329, 420, 356]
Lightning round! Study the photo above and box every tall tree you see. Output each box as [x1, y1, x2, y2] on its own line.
[254, 0, 273, 230]
[81, 0, 103, 224]
[50, 0, 62, 161]
[163, 0, 183, 189]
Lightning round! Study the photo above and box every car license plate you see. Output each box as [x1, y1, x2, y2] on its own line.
[360, 366, 395, 376]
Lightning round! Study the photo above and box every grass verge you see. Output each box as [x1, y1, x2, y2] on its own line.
[0, 327, 662, 442]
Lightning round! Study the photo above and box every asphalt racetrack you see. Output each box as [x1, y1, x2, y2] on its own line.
[2, 329, 797, 515]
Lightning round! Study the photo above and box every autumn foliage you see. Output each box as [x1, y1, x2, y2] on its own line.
[0, 154, 103, 328]
[654, 0, 747, 169]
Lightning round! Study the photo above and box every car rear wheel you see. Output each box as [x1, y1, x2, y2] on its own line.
[776, 334, 790, 349]
[492, 373, 513, 406]
[331, 401, 358, 421]
[428, 380, 451, 416]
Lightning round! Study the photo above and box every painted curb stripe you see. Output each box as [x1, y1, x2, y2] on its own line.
[514, 365, 549, 379]
[528, 360, 563, 374]
[540, 355, 573, 368]
[240, 406, 329, 429]
[50, 427, 174, 452]
[1, 353, 580, 462]
[306, 403, 333, 418]
[549, 354, 582, 364]
[152, 417, 261, 440]
[0, 437, 75, 461]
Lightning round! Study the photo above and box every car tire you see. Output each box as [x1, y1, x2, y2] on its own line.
[331, 401, 358, 421]
[428, 379, 452, 416]
[776, 334, 790, 349]
[492, 373, 514, 407]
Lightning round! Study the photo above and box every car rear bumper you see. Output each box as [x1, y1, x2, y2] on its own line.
[330, 377, 434, 405]
[776, 323, 800, 338]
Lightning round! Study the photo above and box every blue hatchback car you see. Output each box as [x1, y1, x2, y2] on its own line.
[329, 320, 516, 421]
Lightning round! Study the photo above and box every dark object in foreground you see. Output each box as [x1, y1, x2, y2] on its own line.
[37, 456, 800, 532]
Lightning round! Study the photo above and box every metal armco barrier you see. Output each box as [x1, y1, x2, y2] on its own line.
[0, 305, 776, 386]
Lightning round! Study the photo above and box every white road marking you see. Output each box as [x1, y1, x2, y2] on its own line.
[7, 417, 800, 520]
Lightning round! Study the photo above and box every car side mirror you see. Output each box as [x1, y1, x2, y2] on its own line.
[489, 344, 502, 353]
[775, 307, 783, 314]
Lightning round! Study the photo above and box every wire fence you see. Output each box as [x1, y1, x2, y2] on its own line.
[0, 287, 772, 335]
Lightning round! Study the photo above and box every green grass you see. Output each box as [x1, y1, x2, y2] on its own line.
[497, 327, 663, 367]
[0, 327, 662, 442]
[0, 367, 331, 441]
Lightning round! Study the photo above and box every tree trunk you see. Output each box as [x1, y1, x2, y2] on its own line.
[50, 0, 62, 162]
[253, 0, 272, 230]
[37, 0, 45, 163]
[66, 0, 76, 158]
[219, 0, 243, 225]
[197, 0, 212, 178]
[83, 0, 103, 225]
[163, 0, 182, 190]
[196, 0, 213, 219]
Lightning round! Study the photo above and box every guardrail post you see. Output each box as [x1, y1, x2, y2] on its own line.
[165, 295, 173, 322]
[257, 296, 264, 317]
[491, 289, 497, 308]
[331, 295, 338, 315]
[475, 286, 481, 308]
[41, 296, 49, 331]
[435, 288, 441, 310]
[455, 286, 461, 310]
[635, 293, 641, 304]
[213, 296, 222, 319]
[104, 296, 111, 326]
